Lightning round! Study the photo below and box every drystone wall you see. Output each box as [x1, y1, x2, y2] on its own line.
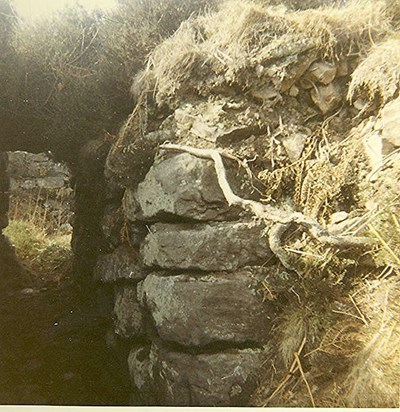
[95, 48, 361, 406]
[7, 151, 70, 191]
[95, 151, 277, 406]
[94, 41, 362, 407]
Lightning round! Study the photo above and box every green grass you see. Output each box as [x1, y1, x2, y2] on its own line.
[4, 218, 72, 285]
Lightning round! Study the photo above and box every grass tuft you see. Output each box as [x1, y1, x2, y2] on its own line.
[142, 0, 391, 106]
[348, 37, 400, 106]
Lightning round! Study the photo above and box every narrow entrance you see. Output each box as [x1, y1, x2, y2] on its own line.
[0, 151, 128, 405]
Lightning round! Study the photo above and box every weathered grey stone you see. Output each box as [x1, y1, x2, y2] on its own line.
[380, 96, 400, 147]
[280, 52, 316, 92]
[127, 345, 153, 396]
[288, 85, 299, 97]
[113, 285, 144, 339]
[94, 244, 146, 282]
[143, 343, 267, 406]
[9, 176, 66, 190]
[173, 99, 264, 144]
[7, 151, 70, 190]
[123, 153, 241, 222]
[306, 61, 337, 85]
[138, 271, 272, 347]
[141, 222, 272, 271]
[330, 211, 349, 224]
[310, 81, 342, 114]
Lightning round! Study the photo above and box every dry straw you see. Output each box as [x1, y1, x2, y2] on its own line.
[142, 0, 391, 105]
[348, 37, 400, 105]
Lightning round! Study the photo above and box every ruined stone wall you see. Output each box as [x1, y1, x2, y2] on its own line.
[93, 37, 361, 406]
[7, 151, 70, 191]
[94, 150, 280, 406]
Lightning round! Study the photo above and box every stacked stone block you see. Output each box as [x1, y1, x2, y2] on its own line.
[95, 151, 274, 406]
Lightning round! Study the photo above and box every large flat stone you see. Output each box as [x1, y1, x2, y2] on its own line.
[94, 244, 146, 282]
[113, 285, 144, 339]
[141, 222, 272, 271]
[128, 343, 267, 406]
[138, 271, 272, 347]
[123, 153, 241, 222]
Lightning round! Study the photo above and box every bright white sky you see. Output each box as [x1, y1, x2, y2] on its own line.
[13, 0, 118, 21]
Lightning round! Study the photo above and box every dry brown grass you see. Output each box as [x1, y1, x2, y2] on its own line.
[142, 0, 391, 105]
[348, 37, 400, 106]
[8, 187, 73, 235]
[340, 275, 400, 407]
[254, 271, 400, 407]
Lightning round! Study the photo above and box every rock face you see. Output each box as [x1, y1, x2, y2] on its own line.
[128, 343, 268, 406]
[138, 271, 272, 347]
[141, 222, 272, 271]
[306, 61, 337, 85]
[123, 152, 242, 222]
[127, 346, 152, 396]
[94, 244, 146, 282]
[310, 81, 343, 114]
[379, 96, 400, 147]
[94, 245, 146, 282]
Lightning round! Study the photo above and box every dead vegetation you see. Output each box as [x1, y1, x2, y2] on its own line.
[140, 0, 392, 106]
[348, 37, 400, 106]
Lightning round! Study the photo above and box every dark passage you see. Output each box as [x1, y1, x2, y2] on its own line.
[0, 151, 130, 405]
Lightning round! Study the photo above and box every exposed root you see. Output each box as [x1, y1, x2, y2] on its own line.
[269, 223, 297, 272]
[160, 143, 374, 270]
